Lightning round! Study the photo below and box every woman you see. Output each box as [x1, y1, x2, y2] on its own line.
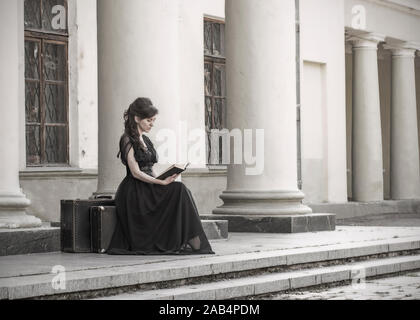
[107, 97, 215, 255]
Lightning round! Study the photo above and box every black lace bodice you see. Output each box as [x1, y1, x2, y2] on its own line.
[118, 133, 158, 176]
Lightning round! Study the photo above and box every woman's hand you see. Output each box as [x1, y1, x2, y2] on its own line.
[158, 174, 180, 186]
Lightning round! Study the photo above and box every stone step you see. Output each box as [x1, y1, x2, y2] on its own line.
[1, 236, 419, 299]
[200, 213, 335, 233]
[0, 223, 60, 256]
[201, 220, 228, 240]
[309, 199, 420, 220]
[96, 254, 420, 300]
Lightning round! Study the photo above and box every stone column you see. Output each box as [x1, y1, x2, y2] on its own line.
[95, 0, 181, 197]
[0, 0, 41, 228]
[213, 0, 312, 216]
[349, 33, 385, 202]
[384, 42, 420, 199]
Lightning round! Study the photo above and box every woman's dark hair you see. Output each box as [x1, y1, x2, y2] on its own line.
[118, 98, 158, 159]
[124, 97, 158, 139]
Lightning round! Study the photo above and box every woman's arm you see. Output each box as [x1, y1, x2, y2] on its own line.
[126, 147, 178, 185]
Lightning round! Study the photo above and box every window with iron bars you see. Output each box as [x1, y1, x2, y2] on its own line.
[24, 0, 69, 166]
[204, 17, 227, 166]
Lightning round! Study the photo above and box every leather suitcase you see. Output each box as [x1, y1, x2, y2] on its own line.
[60, 198, 115, 253]
[90, 206, 117, 253]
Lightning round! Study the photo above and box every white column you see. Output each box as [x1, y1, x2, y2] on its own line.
[213, 0, 312, 215]
[95, 0, 181, 196]
[349, 33, 385, 202]
[384, 42, 420, 199]
[0, 0, 41, 228]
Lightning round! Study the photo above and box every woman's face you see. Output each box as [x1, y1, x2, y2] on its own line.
[135, 115, 157, 133]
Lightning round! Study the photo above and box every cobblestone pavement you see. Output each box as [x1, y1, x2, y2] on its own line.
[263, 271, 420, 300]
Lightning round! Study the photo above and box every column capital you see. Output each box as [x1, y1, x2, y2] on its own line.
[383, 42, 420, 57]
[378, 47, 392, 61]
[348, 33, 386, 50]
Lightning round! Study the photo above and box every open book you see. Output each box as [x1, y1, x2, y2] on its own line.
[156, 163, 190, 180]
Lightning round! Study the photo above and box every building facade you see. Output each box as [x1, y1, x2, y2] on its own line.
[0, 0, 419, 228]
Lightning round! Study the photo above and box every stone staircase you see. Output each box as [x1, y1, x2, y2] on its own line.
[1, 232, 420, 300]
[92, 238, 420, 300]
[96, 254, 420, 300]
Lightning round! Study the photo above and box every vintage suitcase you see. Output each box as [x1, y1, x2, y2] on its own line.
[90, 206, 117, 253]
[60, 198, 115, 253]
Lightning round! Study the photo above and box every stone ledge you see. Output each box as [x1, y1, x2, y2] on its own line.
[200, 213, 336, 233]
[308, 199, 420, 219]
[202, 220, 228, 240]
[19, 168, 98, 180]
[0, 224, 60, 256]
[182, 167, 227, 177]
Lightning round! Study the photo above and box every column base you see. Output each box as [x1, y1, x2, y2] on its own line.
[210, 190, 335, 233]
[213, 190, 313, 216]
[201, 213, 336, 233]
[0, 192, 42, 229]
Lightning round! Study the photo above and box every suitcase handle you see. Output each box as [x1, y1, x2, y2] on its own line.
[93, 195, 113, 200]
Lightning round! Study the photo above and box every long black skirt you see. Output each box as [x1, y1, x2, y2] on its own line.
[107, 175, 215, 255]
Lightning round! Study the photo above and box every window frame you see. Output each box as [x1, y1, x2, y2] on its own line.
[204, 17, 226, 166]
[24, 1, 69, 167]
[24, 0, 69, 36]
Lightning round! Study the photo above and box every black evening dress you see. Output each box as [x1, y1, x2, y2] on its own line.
[107, 133, 215, 255]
